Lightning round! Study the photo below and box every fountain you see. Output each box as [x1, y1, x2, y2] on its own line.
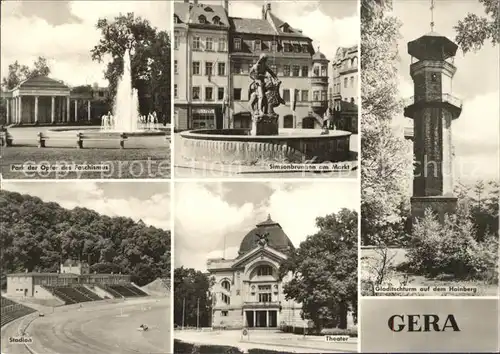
[179, 54, 352, 164]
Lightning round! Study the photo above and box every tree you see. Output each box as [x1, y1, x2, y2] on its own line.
[280, 210, 358, 331]
[91, 12, 171, 122]
[173, 267, 214, 328]
[454, 0, 499, 54]
[1, 57, 51, 90]
[361, 0, 413, 246]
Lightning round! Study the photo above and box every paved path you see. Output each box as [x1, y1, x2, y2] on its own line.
[175, 329, 358, 353]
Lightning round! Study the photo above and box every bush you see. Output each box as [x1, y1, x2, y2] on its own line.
[405, 209, 498, 280]
[278, 325, 358, 337]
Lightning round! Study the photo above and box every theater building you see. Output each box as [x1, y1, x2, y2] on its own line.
[173, 1, 330, 131]
[207, 215, 307, 329]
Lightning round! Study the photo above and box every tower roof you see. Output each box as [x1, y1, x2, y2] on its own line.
[312, 47, 329, 62]
[408, 32, 458, 61]
[238, 214, 295, 256]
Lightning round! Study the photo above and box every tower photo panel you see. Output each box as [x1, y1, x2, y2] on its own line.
[173, 0, 360, 178]
[173, 181, 358, 353]
[0, 180, 171, 354]
[360, 0, 499, 297]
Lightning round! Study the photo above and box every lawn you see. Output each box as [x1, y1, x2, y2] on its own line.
[1, 127, 170, 179]
[360, 247, 498, 296]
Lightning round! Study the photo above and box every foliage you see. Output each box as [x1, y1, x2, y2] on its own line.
[406, 206, 498, 281]
[173, 267, 214, 328]
[455, 180, 499, 241]
[454, 0, 499, 54]
[173, 340, 244, 354]
[361, 0, 413, 246]
[91, 13, 171, 123]
[1, 57, 51, 91]
[280, 209, 358, 331]
[279, 324, 358, 337]
[0, 191, 170, 286]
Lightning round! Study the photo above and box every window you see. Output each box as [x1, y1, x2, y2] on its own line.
[350, 76, 354, 87]
[218, 62, 226, 76]
[221, 293, 230, 304]
[431, 73, 438, 82]
[302, 44, 309, 53]
[256, 265, 273, 276]
[258, 293, 271, 302]
[193, 36, 201, 50]
[213, 16, 221, 25]
[206, 37, 213, 51]
[292, 65, 300, 77]
[283, 89, 290, 102]
[254, 39, 262, 51]
[174, 35, 180, 50]
[218, 87, 225, 100]
[192, 61, 200, 75]
[198, 15, 207, 24]
[313, 66, 319, 77]
[283, 65, 290, 76]
[174, 60, 178, 74]
[271, 41, 277, 52]
[174, 15, 179, 24]
[294, 44, 300, 53]
[174, 84, 178, 98]
[218, 38, 227, 51]
[344, 77, 348, 88]
[205, 87, 213, 101]
[192, 108, 215, 129]
[301, 66, 308, 77]
[234, 62, 242, 74]
[221, 310, 228, 316]
[351, 97, 355, 104]
[321, 90, 327, 101]
[313, 90, 319, 101]
[234, 38, 241, 50]
[192, 86, 200, 100]
[205, 62, 213, 76]
[301, 90, 309, 101]
[221, 280, 231, 291]
[283, 42, 291, 52]
[233, 88, 242, 100]
[321, 65, 327, 77]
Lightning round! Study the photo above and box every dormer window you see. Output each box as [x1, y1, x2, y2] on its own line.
[254, 39, 262, 51]
[204, 6, 213, 12]
[199, 15, 207, 24]
[213, 16, 221, 25]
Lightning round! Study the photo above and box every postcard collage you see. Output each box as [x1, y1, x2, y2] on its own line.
[0, 0, 498, 353]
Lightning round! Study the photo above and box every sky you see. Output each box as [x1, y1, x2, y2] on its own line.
[174, 181, 359, 271]
[202, 0, 359, 60]
[0, 0, 171, 88]
[1, 181, 171, 231]
[392, 0, 499, 184]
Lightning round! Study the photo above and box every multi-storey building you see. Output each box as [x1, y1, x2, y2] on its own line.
[173, 0, 230, 131]
[174, 1, 330, 131]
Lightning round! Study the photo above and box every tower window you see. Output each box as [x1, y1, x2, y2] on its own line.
[221, 280, 231, 291]
[256, 265, 273, 276]
[431, 73, 438, 82]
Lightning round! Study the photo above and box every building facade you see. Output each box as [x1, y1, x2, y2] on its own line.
[174, 1, 330, 131]
[208, 215, 307, 329]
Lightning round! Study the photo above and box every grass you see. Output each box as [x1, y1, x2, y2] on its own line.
[1, 141, 170, 179]
[360, 247, 498, 296]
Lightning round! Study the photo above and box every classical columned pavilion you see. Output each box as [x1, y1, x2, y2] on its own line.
[2, 76, 93, 125]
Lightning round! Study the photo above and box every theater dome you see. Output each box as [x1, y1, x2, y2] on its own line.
[238, 214, 295, 256]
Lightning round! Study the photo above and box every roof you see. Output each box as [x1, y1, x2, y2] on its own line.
[230, 17, 276, 35]
[334, 46, 358, 61]
[12, 76, 69, 92]
[238, 214, 295, 256]
[313, 49, 328, 61]
[408, 32, 458, 60]
[174, 2, 229, 27]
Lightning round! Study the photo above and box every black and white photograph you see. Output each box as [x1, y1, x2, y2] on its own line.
[0, 181, 171, 354]
[0, 1, 171, 179]
[360, 0, 499, 296]
[173, 181, 358, 353]
[173, 0, 359, 178]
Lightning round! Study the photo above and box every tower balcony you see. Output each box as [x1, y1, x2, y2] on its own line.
[404, 93, 462, 120]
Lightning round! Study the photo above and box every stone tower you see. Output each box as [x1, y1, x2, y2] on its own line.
[404, 31, 462, 224]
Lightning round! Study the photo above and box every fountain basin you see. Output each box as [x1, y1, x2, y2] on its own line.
[48, 127, 168, 137]
[180, 128, 351, 164]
